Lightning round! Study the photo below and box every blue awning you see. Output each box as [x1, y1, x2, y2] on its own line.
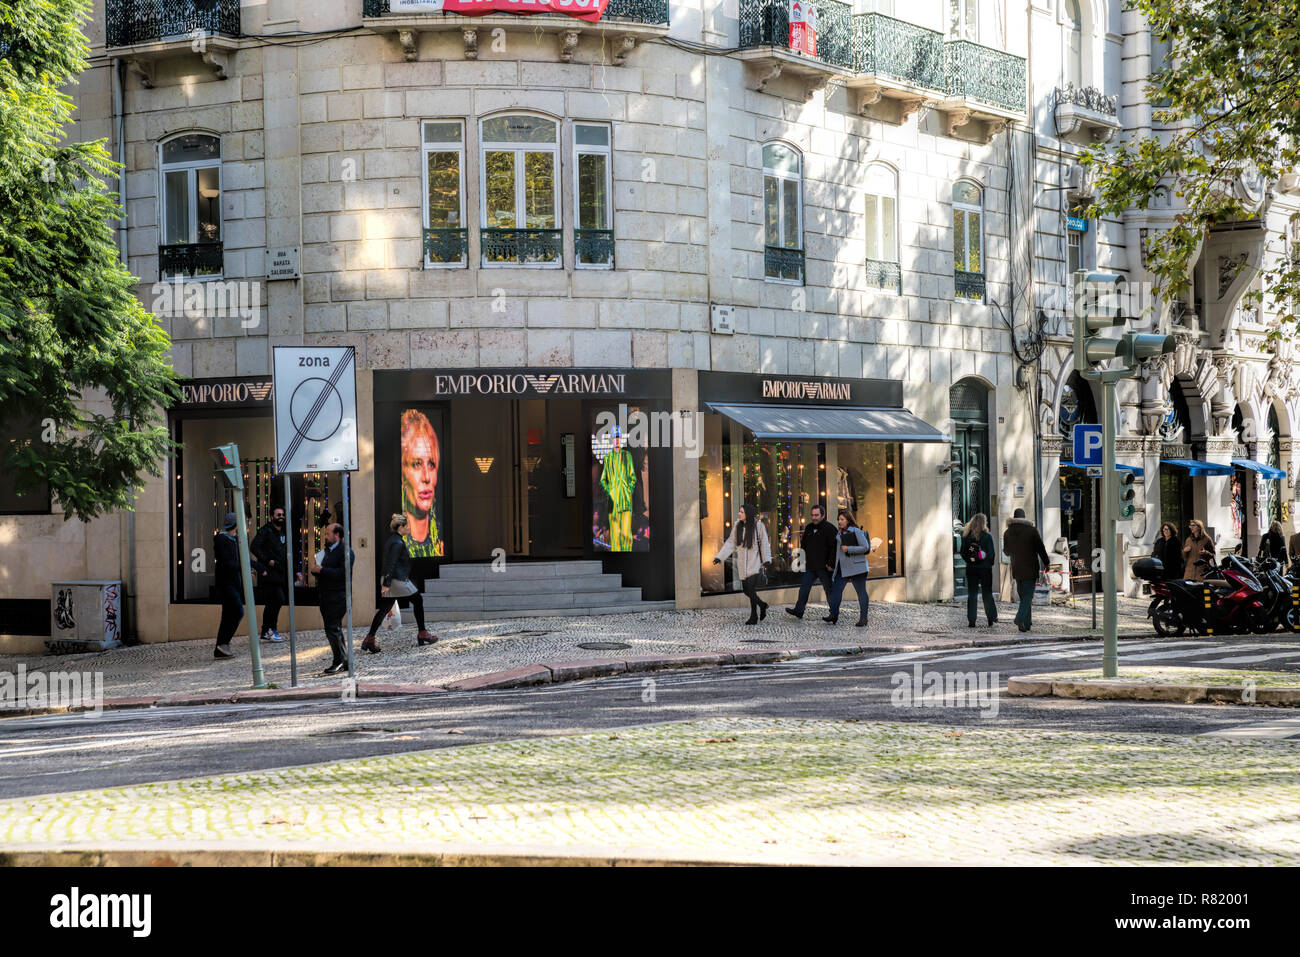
[1233, 458, 1286, 480]
[1161, 458, 1235, 477]
[1059, 460, 1145, 478]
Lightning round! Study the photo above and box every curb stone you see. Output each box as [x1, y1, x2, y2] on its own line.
[1006, 675, 1300, 706]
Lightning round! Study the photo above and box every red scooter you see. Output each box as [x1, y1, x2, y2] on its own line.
[1135, 554, 1269, 637]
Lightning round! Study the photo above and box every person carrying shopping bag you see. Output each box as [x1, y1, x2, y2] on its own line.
[361, 514, 437, 653]
[713, 503, 772, 625]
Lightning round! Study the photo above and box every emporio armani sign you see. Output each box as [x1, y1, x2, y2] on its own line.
[761, 379, 852, 401]
[180, 380, 274, 406]
[431, 372, 626, 396]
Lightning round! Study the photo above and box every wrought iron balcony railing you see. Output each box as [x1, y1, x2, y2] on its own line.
[865, 258, 901, 294]
[944, 40, 1026, 114]
[159, 242, 224, 279]
[424, 228, 468, 266]
[363, 0, 668, 23]
[765, 245, 805, 283]
[954, 269, 986, 301]
[575, 228, 615, 267]
[481, 228, 563, 266]
[739, 0, 854, 71]
[1053, 83, 1118, 116]
[106, 0, 241, 48]
[851, 14, 944, 91]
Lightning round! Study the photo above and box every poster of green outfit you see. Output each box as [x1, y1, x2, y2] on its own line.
[601, 445, 636, 552]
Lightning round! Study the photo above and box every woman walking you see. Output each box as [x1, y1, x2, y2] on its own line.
[1151, 522, 1181, 579]
[1182, 519, 1215, 581]
[361, 514, 437, 653]
[960, 513, 998, 627]
[826, 509, 870, 627]
[1262, 520, 1287, 563]
[713, 503, 772, 625]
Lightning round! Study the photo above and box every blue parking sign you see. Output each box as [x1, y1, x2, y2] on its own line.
[1072, 424, 1104, 468]
[1060, 489, 1082, 512]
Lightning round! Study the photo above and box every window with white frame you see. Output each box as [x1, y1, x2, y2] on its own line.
[1067, 225, 1082, 276]
[159, 133, 222, 279]
[574, 122, 613, 268]
[864, 163, 899, 293]
[948, 0, 977, 40]
[422, 120, 467, 268]
[763, 143, 803, 283]
[480, 114, 561, 266]
[1065, 0, 1084, 88]
[953, 180, 984, 300]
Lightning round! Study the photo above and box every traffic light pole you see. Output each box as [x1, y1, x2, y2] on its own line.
[233, 490, 268, 689]
[1098, 367, 1128, 679]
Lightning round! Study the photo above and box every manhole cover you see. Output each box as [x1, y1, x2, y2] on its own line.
[740, 639, 778, 643]
[918, 628, 951, 635]
[576, 641, 631, 651]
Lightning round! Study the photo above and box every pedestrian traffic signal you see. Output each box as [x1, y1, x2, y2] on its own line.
[210, 444, 243, 490]
[1072, 270, 1125, 372]
[1116, 469, 1136, 520]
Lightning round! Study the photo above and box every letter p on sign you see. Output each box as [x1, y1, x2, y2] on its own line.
[1073, 424, 1104, 468]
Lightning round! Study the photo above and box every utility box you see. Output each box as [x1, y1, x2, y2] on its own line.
[48, 580, 124, 654]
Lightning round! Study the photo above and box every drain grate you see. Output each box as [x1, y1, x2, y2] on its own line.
[576, 641, 631, 651]
[740, 638, 778, 644]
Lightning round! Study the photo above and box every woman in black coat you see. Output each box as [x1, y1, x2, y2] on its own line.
[361, 514, 436, 653]
[1151, 522, 1181, 579]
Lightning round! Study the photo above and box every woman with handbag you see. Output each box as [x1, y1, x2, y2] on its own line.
[361, 514, 437, 653]
[712, 502, 772, 625]
[826, 509, 870, 627]
[961, 512, 998, 627]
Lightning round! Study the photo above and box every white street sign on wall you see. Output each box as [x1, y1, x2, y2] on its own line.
[273, 346, 358, 473]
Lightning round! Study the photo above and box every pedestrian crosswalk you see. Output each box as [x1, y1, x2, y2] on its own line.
[860, 639, 1300, 669]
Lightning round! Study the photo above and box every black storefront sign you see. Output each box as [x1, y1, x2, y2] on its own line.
[697, 370, 903, 406]
[176, 376, 274, 410]
[374, 368, 667, 402]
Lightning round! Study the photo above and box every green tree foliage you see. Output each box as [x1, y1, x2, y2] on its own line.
[1083, 0, 1300, 323]
[0, 0, 178, 521]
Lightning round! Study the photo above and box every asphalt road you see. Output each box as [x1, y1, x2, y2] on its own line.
[2, 634, 1299, 800]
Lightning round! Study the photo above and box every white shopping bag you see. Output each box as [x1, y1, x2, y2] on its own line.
[383, 603, 402, 630]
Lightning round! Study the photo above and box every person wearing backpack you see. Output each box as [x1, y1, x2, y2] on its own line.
[961, 512, 998, 628]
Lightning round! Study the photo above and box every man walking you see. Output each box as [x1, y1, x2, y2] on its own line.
[787, 504, 837, 619]
[213, 512, 243, 660]
[1003, 508, 1050, 633]
[251, 506, 295, 643]
[309, 523, 354, 676]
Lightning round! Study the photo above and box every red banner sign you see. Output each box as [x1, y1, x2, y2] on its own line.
[390, 0, 609, 23]
[789, 0, 817, 56]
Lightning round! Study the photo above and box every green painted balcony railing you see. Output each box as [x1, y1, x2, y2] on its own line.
[107, 0, 241, 47]
[739, 0, 854, 71]
[482, 228, 563, 265]
[865, 258, 901, 294]
[424, 228, 468, 266]
[954, 269, 986, 301]
[765, 245, 805, 283]
[363, 0, 668, 24]
[575, 228, 615, 267]
[944, 40, 1026, 114]
[159, 242, 224, 279]
[851, 13, 944, 91]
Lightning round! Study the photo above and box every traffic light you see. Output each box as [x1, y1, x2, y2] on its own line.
[1116, 469, 1136, 520]
[210, 444, 243, 490]
[1117, 331, 1176, 366]
[1072, 270, 1124, 372]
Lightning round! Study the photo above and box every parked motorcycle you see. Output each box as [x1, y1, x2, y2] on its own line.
[1135, 554, 1270, 637]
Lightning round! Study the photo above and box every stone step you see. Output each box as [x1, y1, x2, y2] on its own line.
[421, 587, 644, 612]
[423, 575, 627, 597]
[437, 560, 605, 582]
[423, 600, 676, 622]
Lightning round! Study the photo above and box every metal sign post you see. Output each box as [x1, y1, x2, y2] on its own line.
[285, 472, 298, 688]
[210, 444, 267, 689]
[344, 472, 355, 681]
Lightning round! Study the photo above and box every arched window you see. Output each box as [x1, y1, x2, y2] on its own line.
[159, 132, 222, 279]
[763, 143, 803, 283]
[480, 114, 561, 266]
[865, 163, 899, 292]
[1065, 0, 1084, 88]
[952, 180, 984, 300]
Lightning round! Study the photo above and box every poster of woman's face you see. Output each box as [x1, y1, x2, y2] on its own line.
[401, 409, 444, 557]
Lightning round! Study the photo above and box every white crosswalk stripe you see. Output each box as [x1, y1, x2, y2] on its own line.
[1206, 650, 1300, 664]
[1200, 716, 1300, 739]
[1119, 643, 1283, 662]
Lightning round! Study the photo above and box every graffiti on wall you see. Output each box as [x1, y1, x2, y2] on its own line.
[54, 588, 76, 632]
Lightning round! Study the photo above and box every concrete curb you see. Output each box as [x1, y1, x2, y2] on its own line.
[4, 633, 1148, 717]
[1006, 675, 1300, 706]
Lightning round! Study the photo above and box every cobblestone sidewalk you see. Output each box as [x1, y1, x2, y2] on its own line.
[1, 596, 1154, 701]
[2, 717, 1297, 865]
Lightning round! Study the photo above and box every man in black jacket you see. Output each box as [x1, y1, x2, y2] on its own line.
[251, 506, 296, 643]
[309, 523, 354, 676]
[213, 512, 243, 660]
[786, 504, 838, 619]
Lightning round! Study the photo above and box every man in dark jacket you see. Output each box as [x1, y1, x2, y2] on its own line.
[1003, 508, 1050, 633]
[787, 504, 838, 619]
[309, 523, 354, 675]
[213, 512, 244, 659]
[250, 506, 296, 643]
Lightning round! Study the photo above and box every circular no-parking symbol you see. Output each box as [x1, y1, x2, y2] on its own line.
[289, 377, 344, 442]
